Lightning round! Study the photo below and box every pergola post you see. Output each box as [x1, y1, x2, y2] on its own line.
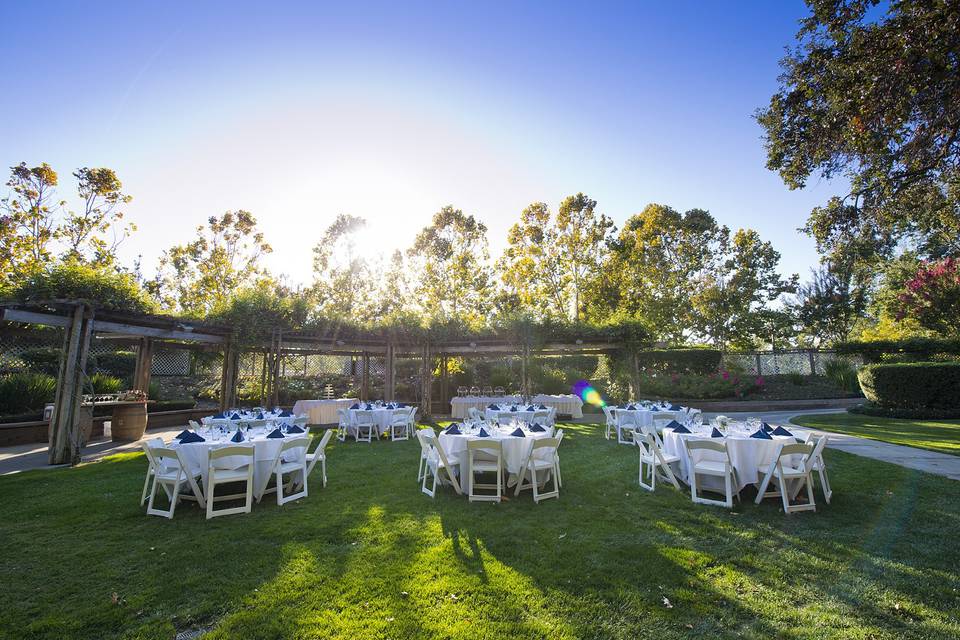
[384, 341, 395, 402]
[439, 354, 449, 412]
[361, 352, 370, 401]
[220, 341, 239, 410]
[420, 342, 433, 416]
[48, 303, 94, 466]
[630, 351, 641, 399]
[132, 337, 153, 393]
[269, 330, 283, 407]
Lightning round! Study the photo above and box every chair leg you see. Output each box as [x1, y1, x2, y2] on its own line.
[141, 469, 152, 506]
[778, 473, 791, 514]
[724, 471, 733, 509]
[818, 465, 832, 504]
[531, 465, 539, 502]
[322, 458, 327, 487]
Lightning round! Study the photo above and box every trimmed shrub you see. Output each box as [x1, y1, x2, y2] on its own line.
[836, 338, 960, 363]
[848, 403, 960, 420]
[95, 351, 136, 378]
[857, 362, 960, 415]
[88, 373, 123, 394]
[824, 359, 861, 393]
[148, 400, 197, 413]
[0, 372, 57, 415]
[635, 349, 722, 375]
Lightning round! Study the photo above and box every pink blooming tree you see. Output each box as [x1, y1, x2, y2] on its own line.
[897, 258, 960, 337]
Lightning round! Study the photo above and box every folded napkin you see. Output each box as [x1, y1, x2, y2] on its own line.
[510, 427, 526, 437]
[527, 405, 537, 411]
[230, 430, 245, 443]
[230, 413, 241, 420]
[762, 422, 774, 433]
[669, 404, 682, 411]
[175, 429, 191, 440]
[444, 425, 462, 435]
[279, 410, 293, 417]
[671, 424, 691, 434]
[711, 427, 724, 438]
[539, 404, 548, 410]
[772, 425, 793, 437]
[365, 404, 373, 410]
[509, 406, 518, 412]
[256, 412, 265, 420]
[487, 404, 498, 409]
[750, 429, 773, 440]
[350, 403, 360, 410]
[180, 431, 205, 444]
[529, 423, 546, 433]
[286, 425, 305, 434]
[625, 404, 635, 410]
[211, 413, 225, 420]
[477, 427, 490, 438]
[266, 428, 285, 439]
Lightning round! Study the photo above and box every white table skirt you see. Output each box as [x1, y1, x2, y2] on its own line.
[292, 399, 359, 424]
[171, 433, 307, 499]
[450, 396, 521, 419]
[346, 408, 395, 437]
[439, 427, 555, 489]
[532, 394, 583, 418]
[661, 427, 801, 492]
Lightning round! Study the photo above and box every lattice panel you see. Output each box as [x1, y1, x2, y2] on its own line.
[151, 349, 191, 376]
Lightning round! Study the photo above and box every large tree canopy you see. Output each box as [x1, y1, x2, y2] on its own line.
[758, 0, 960, 265]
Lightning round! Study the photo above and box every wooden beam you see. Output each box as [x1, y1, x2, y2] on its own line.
[48, 304, 94, 465]
[361, 352, 370, 401]
[384, 341, 395, 402]
[92, 319, 225, 343]
[1, 308, 72, 327]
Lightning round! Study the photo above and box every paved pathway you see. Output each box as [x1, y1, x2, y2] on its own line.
[3, 410, 959, 481]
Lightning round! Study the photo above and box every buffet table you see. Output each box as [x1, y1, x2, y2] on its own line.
[450, 394, 583, 419]
[291, 399, 359, 424]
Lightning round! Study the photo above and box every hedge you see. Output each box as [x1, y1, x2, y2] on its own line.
[837, 338, 960, 363]
[857, 362, 960, 415]
[848, 403, 960, 420]
[635, 349, 722, 375]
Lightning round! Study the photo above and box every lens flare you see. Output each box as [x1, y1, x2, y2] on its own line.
[573, 379, 606, 407]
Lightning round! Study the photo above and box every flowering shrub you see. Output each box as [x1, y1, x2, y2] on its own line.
[897, 257, 960, 337]
[635, 369, 763, 399]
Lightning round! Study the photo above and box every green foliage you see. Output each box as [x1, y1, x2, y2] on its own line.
[95, 351, 136, 378]
[88, 373, 122, 394]
[208, 284, 311, 346]
[836, 337, 960, 363]
[6, 261, 155, 313]
[0, 372, 56, 414]
[823, 358, 861, 393]
[635, 349, 722, 375]
[147, 400, 197, 413]
[857, 362, 960, 416]
[848, 403, 960, 421]
[791, 260, 867, 345]
[783, 372, 807, 386]
[19, 347, 65, 376]
[635, 369, 762, 400]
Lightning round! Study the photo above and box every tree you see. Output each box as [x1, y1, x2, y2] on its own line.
[555, 193, 614, 321]
[758, 0, 960, 267]
[791, 260, 867, 346]
[690, 229, 797, 348]
[311, 214, 377, 321]
[149, 211, 273, 315]
[0, 162, 63, 279]
[896, 257, 960, 337]
[408, 206, 492, 323]
[61, 167, 135, 267]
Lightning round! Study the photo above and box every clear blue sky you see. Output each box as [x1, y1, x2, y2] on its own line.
[0, 0, 837, 285]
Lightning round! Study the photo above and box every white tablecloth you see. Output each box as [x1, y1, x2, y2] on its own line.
[450, 396, 521, 419]
[614, 408, 683, 431]
[171, 432, 307, 499]
[532, 394, 583, 418]
[439, 425, 555, 490]
[292, 399, 359, 424]
[346, 408, 396, 437]
[661, 426, 801, 492]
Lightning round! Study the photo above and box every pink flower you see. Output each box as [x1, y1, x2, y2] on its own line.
[721, 371, 730, 380]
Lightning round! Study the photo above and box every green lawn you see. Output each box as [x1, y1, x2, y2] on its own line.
[1, 422, 959, 639]
[791, 413, 960, 456]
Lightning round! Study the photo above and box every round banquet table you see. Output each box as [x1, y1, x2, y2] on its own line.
[439, 425, 555, 491]
[170, 430, 308, 500]
[613, 407, 684, 433]
[203, 413, 300, 429]
[482, 406, 547, 424]
[347, 407, 407, 437]
[661, 425, 803, 493]
[292, 399, 358, 424]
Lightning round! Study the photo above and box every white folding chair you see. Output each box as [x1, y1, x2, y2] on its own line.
[304, 429, 333, 488]
[416, 427, 437, 483]
[336, 409, 350, 442]
[515, 437, 560, 503]
[467, 407, 482, 422]
[140, 437, 165, 505]
[635, 429, 681, 492]
[188, 420, 202, 430]
[206, 445, 255, 519]
[651, 411, 675, 432]
[803, 432, 832, 504]
[144, 445, 205, 519]
[684, 439, 740, 509]
[755, 441, 818, 514]
[554, 428, 565, 488]
[617, 412, 637, 445]
[389, 409, 409, 441]
[467, 439, 503, 503]
[353, 410, 377, 443]
[420, 430, 461, 498]
[405, 406, 418, 437]
[602, 406, 617, 440]
[267, 436, 310, 506]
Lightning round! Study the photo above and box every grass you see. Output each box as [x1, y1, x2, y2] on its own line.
[791, 413, 960, 456]
[1, 422, 959, 639]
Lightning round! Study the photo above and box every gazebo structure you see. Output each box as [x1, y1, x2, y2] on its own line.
[1, 300, 646, 465]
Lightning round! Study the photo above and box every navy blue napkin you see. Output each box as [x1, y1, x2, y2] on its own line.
[230, 413, 241, 420]
[487, 404, 498, 409]
[445, 425, 462, 435]
[180, 431, 205, 444]
[772, 426, 793, 437]
[365, 403, 373, 410]
[211, 413, 225, 419]
[510, 427, 525, 437]
[230, 430, 244, 443]
[762, 422, 774, 433]
[349, 403, 360, 410]
[279, 410, 292, 417]
[750, 429, 773, 439]
[286, 425, 305, 434]
[175, 429, 191, 440]
[625, 404, 635, 410]
[671, 424, 691, 434]
[266, 428, 284, 439]
[529, 423, 546, 433]
[669, 404, 682, 411]
[256, 412, 265, 419]
[509, 405, 518, 412]
[539, 404, 548, 410]
[477, 427, 490, 438]
[711, 427, 724, 438]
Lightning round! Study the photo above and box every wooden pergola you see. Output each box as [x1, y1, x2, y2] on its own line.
[1, 300, 635, 465]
